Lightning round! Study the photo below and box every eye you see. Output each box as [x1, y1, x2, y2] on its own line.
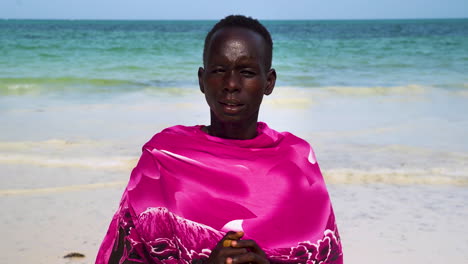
[241, 70, 256, 77]
[211, 68, 225, 74]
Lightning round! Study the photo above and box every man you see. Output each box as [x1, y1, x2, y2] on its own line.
[97, 15, 343, 264]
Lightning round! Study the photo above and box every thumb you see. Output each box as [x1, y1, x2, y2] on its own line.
[222, 231, 244, 247]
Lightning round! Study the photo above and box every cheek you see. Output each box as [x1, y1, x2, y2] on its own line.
[204, 78, 222, 93]
[203, 87, 219, 109]
[244, 81, 266, 100]
[204, 92, 216, 106]
[203, 78, 217, 92]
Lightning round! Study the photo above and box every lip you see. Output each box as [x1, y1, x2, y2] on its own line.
[219, 100, 245, 114]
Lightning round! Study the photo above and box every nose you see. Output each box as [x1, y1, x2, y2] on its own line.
[223, 70, 240, 93]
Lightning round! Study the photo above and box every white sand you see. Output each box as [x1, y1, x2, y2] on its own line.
[1, 87, 467, 263]
[1, 165, 467, 263]
[328, 184, 468, 263]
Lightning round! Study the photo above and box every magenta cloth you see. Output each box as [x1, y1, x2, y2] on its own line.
[96, 122, 343, 263]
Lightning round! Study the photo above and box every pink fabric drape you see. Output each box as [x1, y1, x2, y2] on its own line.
[96, 122, 343, 263]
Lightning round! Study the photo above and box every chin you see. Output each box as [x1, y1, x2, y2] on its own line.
[217, 115, 245, 124]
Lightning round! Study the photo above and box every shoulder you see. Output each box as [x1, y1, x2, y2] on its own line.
[261, 122, 309, 144]
[159, 124, 201, 137]
[144, 125, 202, 148]
[264, 124, 317, 168]
[259, 122, 315, 152]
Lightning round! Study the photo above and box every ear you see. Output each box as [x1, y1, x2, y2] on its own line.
[264, 68, 276, 95]
[198, 67, 205, 93]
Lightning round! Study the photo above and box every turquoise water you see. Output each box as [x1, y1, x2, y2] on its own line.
[1, 19, 468, 184]
[1, 19, 467, 94]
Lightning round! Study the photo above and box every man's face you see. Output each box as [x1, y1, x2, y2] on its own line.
[198, 27, 275, 125]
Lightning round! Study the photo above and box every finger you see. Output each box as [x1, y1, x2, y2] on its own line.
[218, 247, 248, 257]
[231, 252, 269, 264]
[230, 239, 265, 255]
[221, 231, 245, 248]
[224, 231, 244, 241]
[223, 239, 232, 247]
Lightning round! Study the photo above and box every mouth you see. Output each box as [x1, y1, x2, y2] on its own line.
[219, 101, 245, 114]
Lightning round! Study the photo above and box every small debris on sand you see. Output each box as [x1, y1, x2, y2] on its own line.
[63, 252, 85, 258]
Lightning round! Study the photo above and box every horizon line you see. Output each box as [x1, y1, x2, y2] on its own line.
[1, 17, 467, 21]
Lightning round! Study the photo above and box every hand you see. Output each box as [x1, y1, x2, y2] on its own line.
[207, 231, 269, 264]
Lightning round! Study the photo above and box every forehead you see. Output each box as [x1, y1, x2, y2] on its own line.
[206, 27, 267, 61]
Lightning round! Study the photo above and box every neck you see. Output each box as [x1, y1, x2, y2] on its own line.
[207, 112, 259, 140]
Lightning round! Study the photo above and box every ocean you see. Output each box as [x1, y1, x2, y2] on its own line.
[1, 19, 467, 91]
[1, 19, 467, 186]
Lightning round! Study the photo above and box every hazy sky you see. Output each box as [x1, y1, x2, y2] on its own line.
[1, 0, 467, 20]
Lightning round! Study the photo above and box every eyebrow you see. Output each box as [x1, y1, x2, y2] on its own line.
[208, 55, 261, 65]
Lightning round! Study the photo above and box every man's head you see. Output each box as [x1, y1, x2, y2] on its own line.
[203, 15, 273, 70]
[198, 16, 276, 134]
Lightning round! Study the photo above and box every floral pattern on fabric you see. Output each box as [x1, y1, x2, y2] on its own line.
[114, 207, 342, 264]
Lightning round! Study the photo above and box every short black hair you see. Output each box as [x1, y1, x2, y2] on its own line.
[203, 15, 273, 69]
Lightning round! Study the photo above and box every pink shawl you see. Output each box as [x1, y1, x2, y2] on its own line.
[96, 122, 343, 263]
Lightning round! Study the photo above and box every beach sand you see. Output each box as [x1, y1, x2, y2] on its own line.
[1, 87, 467, 263]
[2, 170, 467, 263]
